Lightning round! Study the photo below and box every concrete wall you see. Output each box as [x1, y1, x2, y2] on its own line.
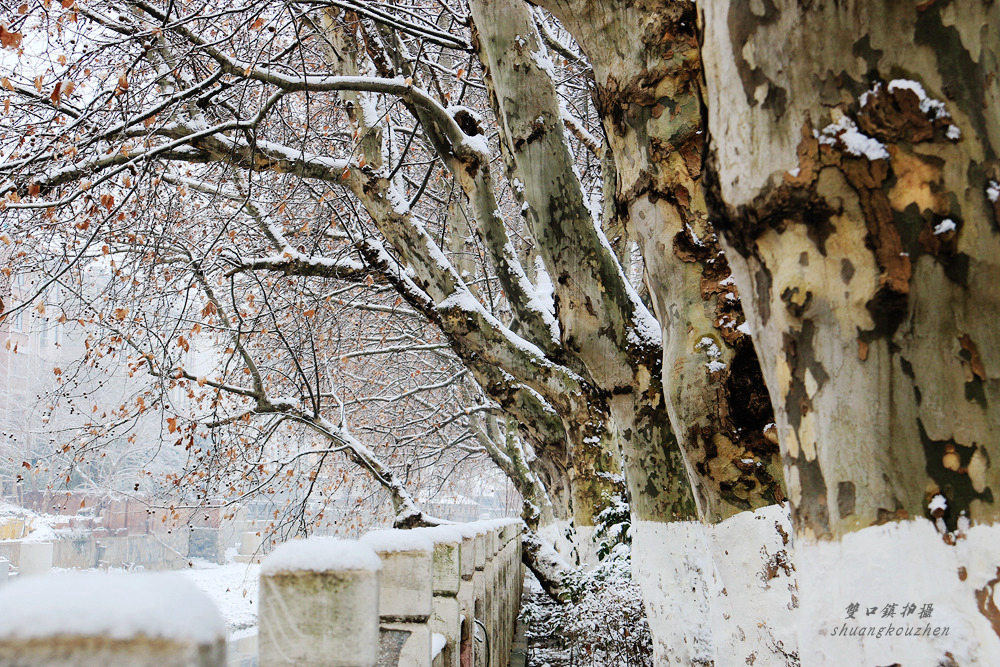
[0, 526, 227, 574]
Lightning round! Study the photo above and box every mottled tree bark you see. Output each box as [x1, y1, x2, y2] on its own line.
[470, 0, 699, 540]
[533, 0, 784, 525]
[701, 0, 1000, 662]
[472, 1, 791, 662]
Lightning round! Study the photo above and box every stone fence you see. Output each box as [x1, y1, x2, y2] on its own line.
[0, 518, 524, 667]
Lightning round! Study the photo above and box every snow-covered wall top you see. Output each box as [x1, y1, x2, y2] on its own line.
[261, 537, 382, 574]
[0, 571, 225, 643]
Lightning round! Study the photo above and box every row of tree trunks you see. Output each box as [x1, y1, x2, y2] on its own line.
[469, 0, 701, 556]
[701, 0, 1000, 663]
[523, 0, 795, 661]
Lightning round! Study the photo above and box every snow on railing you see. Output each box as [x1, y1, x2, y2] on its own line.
[0, 571, 227, 664]
[0, 518, 524, 667]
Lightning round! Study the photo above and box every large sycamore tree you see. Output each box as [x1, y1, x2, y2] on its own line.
[699, 1, 1000, 664]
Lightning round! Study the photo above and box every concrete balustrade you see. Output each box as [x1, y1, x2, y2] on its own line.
[0, 518, 523, 667]
[0, 571, 227, 666]
[17, 540, 53, 576]
[258, 537, 382, 666]
[455, 527, 478, 667]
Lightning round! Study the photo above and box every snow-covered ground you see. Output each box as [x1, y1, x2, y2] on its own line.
[176, 560, 260, 632]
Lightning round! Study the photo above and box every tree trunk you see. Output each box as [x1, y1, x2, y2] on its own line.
[533, 0, 784, 526]
[701, 1, 1000, 662]
[469, 0, 701, 549]
[523, 0, 796, 662]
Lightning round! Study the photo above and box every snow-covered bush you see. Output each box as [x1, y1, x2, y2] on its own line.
[521, 545, 653, 666]
[593, 492, 630, 561]
[522, 494, 652, 665]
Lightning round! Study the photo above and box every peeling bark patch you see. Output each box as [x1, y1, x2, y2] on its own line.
[782, 321, 832, 534]
[851, 35, 884, 73]
[856, 82, 957, 144]
[760, 549, 793, 583]
[511, 115, 548, 151]
[959, 334, 989, 409]
[790, 457, 830, 538]
[837, 481, 856, 518]
[775, 521, 790, 547]
[782, 320, 829, 434]
[958, 334, 987, 382]
[975, 567, 1000, 639]
[840, 258, 855, 284]
[914, 5, 997, 163]
[861, 286, 909, 343]
[755, 264, 773, 325]
[704, 132, 837, 257]
[780, 286, 812, 318]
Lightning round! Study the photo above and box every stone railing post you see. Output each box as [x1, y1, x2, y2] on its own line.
[259, 537, 382, 666]
[471, 525, 488, 667]
[235, 530, 265, 564]
[413, 526, 463, 667]
[455, 525, 478, 667]
[0, 571, 226, 666]
[360, 529, 435, 666]
[493, 523, 508, 662]
[483, 524, 498, 667]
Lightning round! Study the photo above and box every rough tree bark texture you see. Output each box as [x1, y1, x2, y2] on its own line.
[534, 0, 784, 524]
[701, 1, 1000, 662]
[492, 2, 795, 664]
[470, 0, 700, 540]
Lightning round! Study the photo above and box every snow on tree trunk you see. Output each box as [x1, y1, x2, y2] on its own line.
[701, 0, 1000, 662]
[632, 503, 798, 665]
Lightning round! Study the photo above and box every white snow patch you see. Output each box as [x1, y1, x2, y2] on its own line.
[530, 48, 556, 77]
[361, 529, 434, 553]
[0, 571, 225, 642]
[262, 537, 381, 574]
[887, 79, 950, 120]
[411, 525, 463, 544]
[178, 561, 259, 631]
[795, 518, 1000, 665]
[987, 181, 999, 203]
[460, 133, 490, 159]
[928, 494, 948, 513]
[696, 336, 726, 373]
[816, 116, 889, 161]
[736, 321, 752, 336]
[432, 632, 447, 658]
[933, 219, 956, 235]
